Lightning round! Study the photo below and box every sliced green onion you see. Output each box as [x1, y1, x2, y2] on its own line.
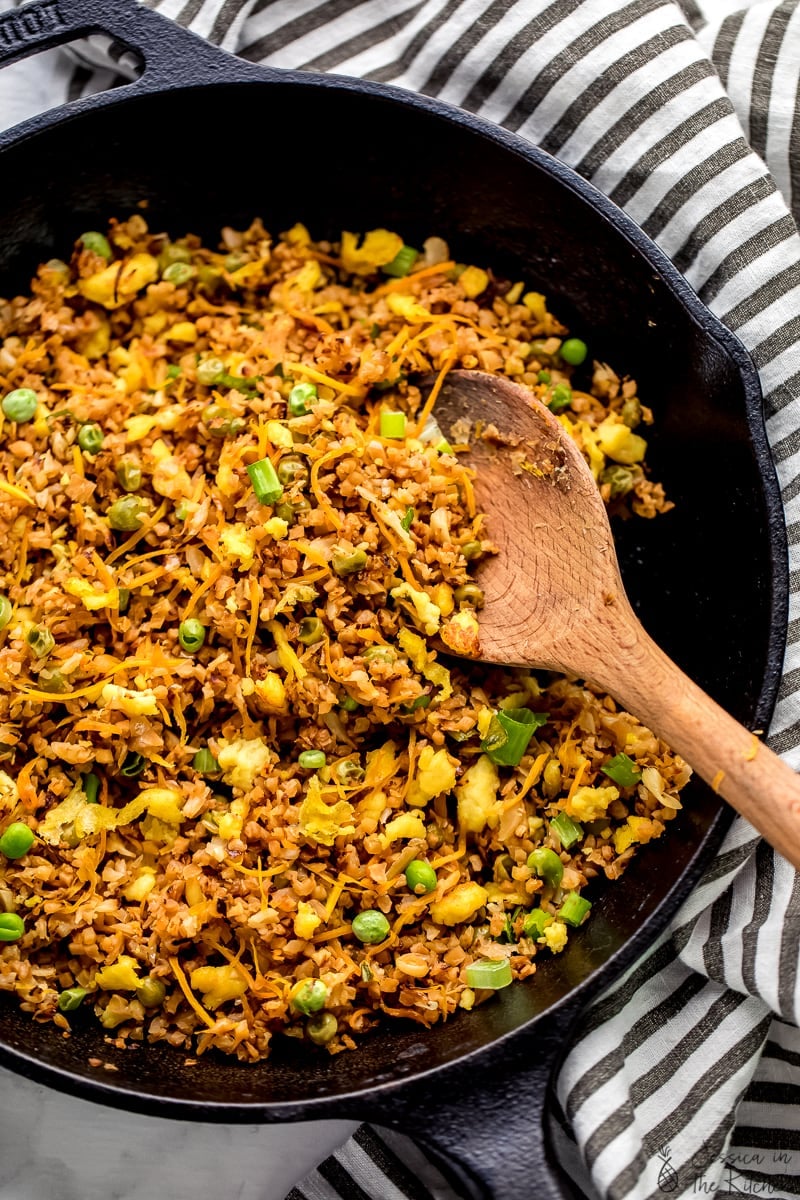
[288, 382, 316, 416]
[340, 695, 359, 712]
[120, 752, 146, 778]
[117, 588, 131, 614]
[522, 909, 552, 939]
[163, 262, 196, 286]
[550, 811, 583, 850]
[435, 438, 453, 454]
[537, 369, 551, 384]
[83, 772, 100, 804]
[558, 893, 592, 927]
[26, 627, 54, 658]
[247, 457, 283, 505]
[382, 245, 419, 277]
[298, 750, 326, 770]
[601, 752, 642, 787]
[57, 986, 87, 1012]
[401, 506, 415, 531]
[196, 357, 225, 386]
[192, 748, 219, 775]
[465, 958, 513, 990]
[380, 410, 406, 439]
[409, 693, 432, 710]
[480, 707, 547, 766]
[166, 364, 182, 380]
[548, 383, 573, 413]
[526, 847, 564, 888]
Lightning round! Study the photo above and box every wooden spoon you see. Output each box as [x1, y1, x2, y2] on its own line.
[425, 369, 800, 870]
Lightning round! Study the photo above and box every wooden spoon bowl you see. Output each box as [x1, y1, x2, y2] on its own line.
[427, 369, 800, 869]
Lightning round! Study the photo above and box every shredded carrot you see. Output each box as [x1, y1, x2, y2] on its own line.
[313, 924, 351, 943]
[413, 345, 458, 437]
[567, 759, 589, 802]
[168, 957, 217, 1029]
[106, 499, 168, 566]
[711, 770, 725, 792]
[182, 560, 224, 620]
[283, 360, 363, 397]
[324, 878, 347, 922]
[517, 751, 550, 804]
[374, 260, 456, 296]
[310, 446, 355, 531]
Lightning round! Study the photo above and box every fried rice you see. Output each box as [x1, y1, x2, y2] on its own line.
[0, 216, 687, 1060]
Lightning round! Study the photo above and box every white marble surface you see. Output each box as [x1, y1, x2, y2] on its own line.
[0, 1065, 358, 1200]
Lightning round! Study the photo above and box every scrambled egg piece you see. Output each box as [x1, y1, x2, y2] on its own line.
[341, 228, 403, 274]
[217, 738, 271, 791]
[294, 901, 322, 940]
[381, 811, 426, 844]
[265, 420, 293, 449]
[123, 867, 157, 902]
[79, 253, 159, 309]
[220, 523, 256, 568]
[407, 746, 458, 807]
[96, 955, 142, 991]
[264, 517, 289, 540]
[217, 797, 249, 841]
[614, 814, 661, 854]
[190, 964, 247, 1010]
[543, 921, 568, 953]
[398, 628, 452, 701]
[364, 741, 397, 787]
[565, 784, 619, 822]
[390, 582, 441, 635]
[440, 609, 481, 656]
[595, 417, 647, 465]
[458, 266, 489, 299]
[254, 672, 287, 712]
[299, 776, 355, 847]
[430, 881, 488, 926]
[152, 456, 193, 500]
[456, 754, 500, 833]
[387, 294, 431, 322]
[65, 578, 120, 611]
[100, 683, 159, 716]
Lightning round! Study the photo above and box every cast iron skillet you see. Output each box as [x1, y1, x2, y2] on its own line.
[0, 2, 788, 1196]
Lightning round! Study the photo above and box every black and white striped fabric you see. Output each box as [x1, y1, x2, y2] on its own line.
[4, 1, 800, 1196]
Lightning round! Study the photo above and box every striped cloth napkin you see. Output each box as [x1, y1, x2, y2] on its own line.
[4, 1, 800, 1197]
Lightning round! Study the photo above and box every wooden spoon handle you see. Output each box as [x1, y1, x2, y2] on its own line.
[598, 628, 800, 870]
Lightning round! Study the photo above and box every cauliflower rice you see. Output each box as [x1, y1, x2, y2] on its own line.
[0, 216, 687, 1060]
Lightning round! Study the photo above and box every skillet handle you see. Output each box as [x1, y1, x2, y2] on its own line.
[0, 0, 257, 85]
[366, 994, 588, 1200]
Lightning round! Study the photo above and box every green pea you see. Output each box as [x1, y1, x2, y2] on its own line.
[0, 913, 24, 941]
[80, 231, 112, 260]
[192, 748, 219, 775]
[290, 978, 328, 1015]
[454, 583, 484, 609]
[331, 549, 368, 576]
[77, 423, 103, 455]
[276, 454, 310, 488]
[560, 338, 588, 366]
[0, 596, 12, 631]
[363, 645, 395, 664]
[0, 822, 34, 859]
[461, 541, 483, 560]
[2, 388, 37, 423]
[599, 464, 635, 498]
[351, 909, 390, 944]
[297, 617, 324, 646]
[136, 976, 166, 1007]
[537, 369, 551, 384]
[202, 404, 245, 438]
[306, 1012, 338, 1044]
[340, 695, 359, 712]
[57, 986, 87, 1012]
[178, 619, 205, 654]
[196, 357, 225, 386]
[526, 847, 564, 888]
[404, 860, 437, 895]
[26, 626, 54, 658]
[298, 750, 326, 770]
[621, 396, 643, 429]
[116, 461, 142, 492]
[107, 496, 150, 532]
[162, 262, 196, 286]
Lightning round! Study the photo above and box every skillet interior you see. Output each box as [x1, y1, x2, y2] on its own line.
[0, 76, 785, 1117]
